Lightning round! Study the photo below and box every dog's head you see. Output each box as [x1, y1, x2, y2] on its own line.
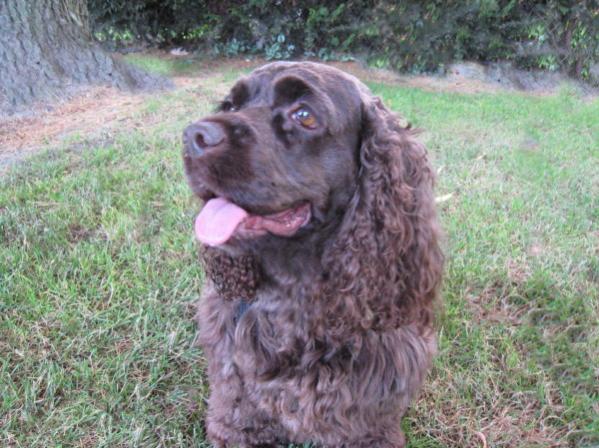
[184, 61, 443, 331]
[183, 62, 366, 248]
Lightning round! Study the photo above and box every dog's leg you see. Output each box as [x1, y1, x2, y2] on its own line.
[196, 293, 280, 447]
[205, 381, 285, 448]
[206, 415, 280, 448]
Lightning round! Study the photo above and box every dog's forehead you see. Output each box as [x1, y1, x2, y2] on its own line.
[233, 63, 362, 107]
[218, 63, 365, 135]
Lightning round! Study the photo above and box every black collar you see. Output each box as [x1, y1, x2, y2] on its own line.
[234, 298, 252, 324]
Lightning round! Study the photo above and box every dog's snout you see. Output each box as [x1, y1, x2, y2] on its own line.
[184, 121, 225, 157]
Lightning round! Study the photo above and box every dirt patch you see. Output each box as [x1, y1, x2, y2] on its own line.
[0, 86, 148, 165]
[67, 223, 96, 244]
[416, 362, 572, 447]
[0, 56, 260, 172]
[114, 337, 133, 355]
[0, 75, 224, 173]
[467, 290, 529, 326]
[328, 60, 506, 95]
[329, 59, 599, 97]
[2, 53, 595, 173]
[415, 393, 570, 447]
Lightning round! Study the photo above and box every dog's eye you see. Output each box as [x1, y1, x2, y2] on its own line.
[221, 101, 237, 112]
[291, 107, 317, 128]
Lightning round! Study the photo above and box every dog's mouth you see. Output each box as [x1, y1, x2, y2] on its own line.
[194, 197, 312, 247]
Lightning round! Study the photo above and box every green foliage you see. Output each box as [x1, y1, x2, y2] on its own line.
[88, 1, 598, 79]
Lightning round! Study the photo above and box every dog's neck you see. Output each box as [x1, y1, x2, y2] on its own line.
[202, 210, 345, 300]
[255, 217, 340, 284]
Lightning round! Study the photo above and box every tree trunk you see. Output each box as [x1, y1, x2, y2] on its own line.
[0, 0, 168, 116]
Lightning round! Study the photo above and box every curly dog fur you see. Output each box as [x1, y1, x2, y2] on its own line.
[183, 62, 443, 447]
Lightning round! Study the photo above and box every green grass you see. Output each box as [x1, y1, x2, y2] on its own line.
[369, 83, 599, 447]
[1, 60, 598, 447]
[124, 54, 201, 77]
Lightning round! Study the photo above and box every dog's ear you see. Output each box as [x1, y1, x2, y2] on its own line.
[322, 94, 443, 338]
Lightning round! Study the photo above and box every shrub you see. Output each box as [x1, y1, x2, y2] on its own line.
[88, 0, 599, 81]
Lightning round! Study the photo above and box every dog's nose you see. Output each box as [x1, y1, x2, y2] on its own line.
[183, 121, 225, 157]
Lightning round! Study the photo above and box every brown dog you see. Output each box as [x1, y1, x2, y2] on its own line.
[183, 62, 443, 448]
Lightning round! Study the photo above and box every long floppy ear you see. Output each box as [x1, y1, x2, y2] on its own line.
[322, 94, 443, 339]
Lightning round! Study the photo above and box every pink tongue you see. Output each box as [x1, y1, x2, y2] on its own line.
[194, 197, 248, 246]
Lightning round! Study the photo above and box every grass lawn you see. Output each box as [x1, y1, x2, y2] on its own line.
[1, 56, 598, 447]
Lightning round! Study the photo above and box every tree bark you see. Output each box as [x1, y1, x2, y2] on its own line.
[0, 0, 168, 116]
